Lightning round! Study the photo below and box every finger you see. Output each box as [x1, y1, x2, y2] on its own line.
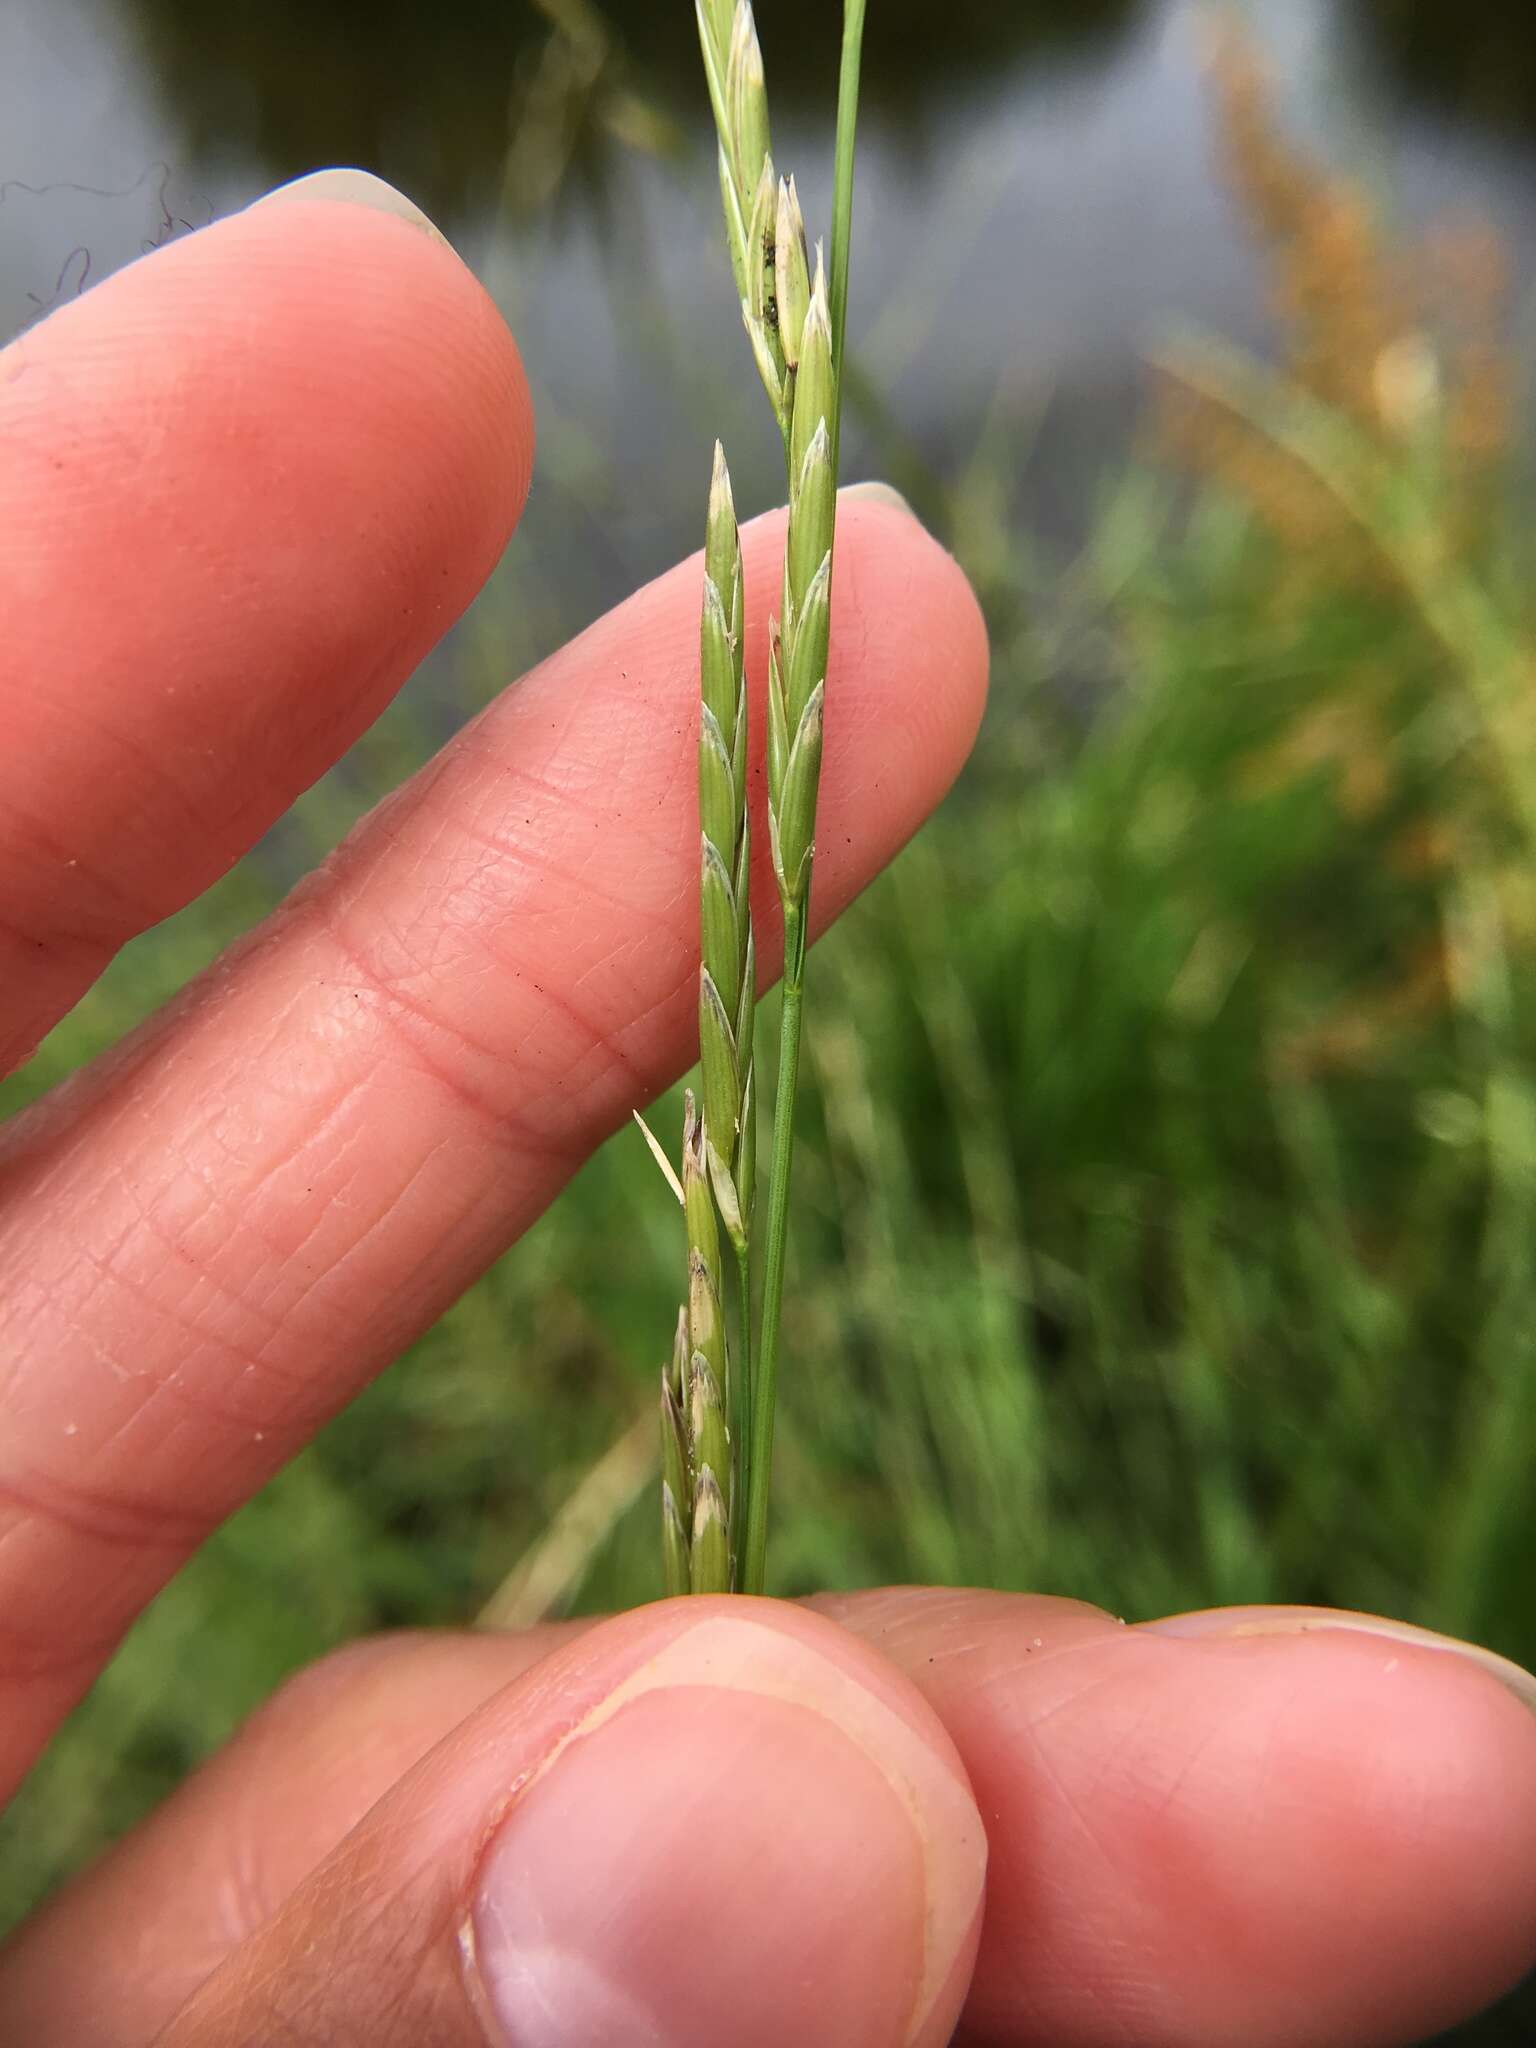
[0, 494, 987, 1788]
[8, 1602, 985, 2048]
[0, 169, 533, 1074]
[10, 1600, 1534, 2047]
[818, 1589, 1536, 2047]
[0, 1630, 570, 2046]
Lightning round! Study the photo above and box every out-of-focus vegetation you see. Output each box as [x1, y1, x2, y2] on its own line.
[1354, 0, 1536, 138]
[111, 0, 1144, 222]
[4, 16, 1535, 2040]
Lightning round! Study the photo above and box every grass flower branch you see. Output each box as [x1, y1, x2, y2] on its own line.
[659, 0, 865, 1594]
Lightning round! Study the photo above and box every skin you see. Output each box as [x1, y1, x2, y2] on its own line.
[0, 178, 1534, 2047]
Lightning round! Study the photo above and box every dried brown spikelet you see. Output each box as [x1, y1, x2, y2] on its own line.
[1167, 17, 1516, 586]
[1206, 21, 1414, 440]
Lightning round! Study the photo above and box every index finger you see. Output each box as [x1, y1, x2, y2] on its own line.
[0, 171, 533, 1075]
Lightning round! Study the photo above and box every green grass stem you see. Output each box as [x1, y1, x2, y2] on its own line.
[741, 902, 807, 1591]
[828, 0, 865, 470]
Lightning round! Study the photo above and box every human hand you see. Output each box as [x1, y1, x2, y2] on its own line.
[0, 171, 1533, 2047]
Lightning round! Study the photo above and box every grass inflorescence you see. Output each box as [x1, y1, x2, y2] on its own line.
[658, 0, 866, 1595]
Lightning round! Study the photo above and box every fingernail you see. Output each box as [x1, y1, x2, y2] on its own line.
[1142, 1605, 1536, 1715]
[842, 480, 919, 519]
[466, 1613, 983, 2048]
[246, 169, 452, 248]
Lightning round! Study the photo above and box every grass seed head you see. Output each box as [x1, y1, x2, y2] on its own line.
[788, 421, 835, 609]
[662, 1479, 692, 1597]
[699, 0, 735, 65]
[776, 176, 811, 370]
[699, 705, 737, 856]
[700, 841, 741, 1019]
[746, 154, 780, 331]
[785, 549, 831, 727]
[698, 971, 742, 1173]
[690, 1467, 732, 1592]
[772, 681, 824, 905]
[688, 1247, 727, 1389]
[661, 1376, 691, 1516]
[727, 6, 770, 210]
[688, 1349, 732, 1498]
[742, 297, 785, 419]
[789, 249, 833, 478]
[706, 443, 742, 624]
[700, 578, 738, 735]
[682, 1094, 723, 1269]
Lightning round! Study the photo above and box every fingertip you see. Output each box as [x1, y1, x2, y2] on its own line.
[1168, 1626, 1536, 2038]
[468, 1600, 985, 2048]
[1056, 1625, 1536, 2046]
[0, 175, 534, 1063]
[204, 184, 535, 540]
[245, 167, 457, 250]
[841, 1591, 1536, 2047]
[837, 489, 993, 774]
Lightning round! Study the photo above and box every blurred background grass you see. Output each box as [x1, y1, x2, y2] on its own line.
[3, 2, 1536, 2037]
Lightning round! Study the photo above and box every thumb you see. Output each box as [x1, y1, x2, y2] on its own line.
[154, 1600, 985, 2048]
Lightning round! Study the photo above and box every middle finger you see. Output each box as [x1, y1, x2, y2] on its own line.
[0, 494, 986, 1796]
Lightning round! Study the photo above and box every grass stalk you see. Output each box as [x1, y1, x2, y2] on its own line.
[732, 1239, 753, 1514]
[828, 0, 865, 466]
[741, 902, 806, 1588]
